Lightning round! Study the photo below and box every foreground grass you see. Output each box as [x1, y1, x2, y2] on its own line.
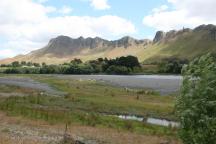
[0, 112, 180, 144]
[0, 75, 178, 137]
[0, 95, 177, 136]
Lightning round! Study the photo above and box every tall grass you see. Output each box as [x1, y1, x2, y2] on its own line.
[0, 95, 177, 136]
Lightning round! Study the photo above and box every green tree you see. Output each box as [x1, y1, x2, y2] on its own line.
[116, 55, 140, 69]
[11, 61, 20, 67]
[40, 65, 60, 74]
[21, 61, 26, 66]
[4, 68, 20, 74]
[106, 65, 131, 75]
[33, 63, 40, 67]
[158, 58, 188, 74]
[42, 62, 46, 66]
[27, 62, 33, 66]
[70, 58, 82, 65]
[176, 53, 216, 144]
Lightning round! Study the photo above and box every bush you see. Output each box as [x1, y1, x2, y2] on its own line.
[115, 55, 140, 68]
[106, 65, 131, 75]
[159, 58, 188, 74]
[64, 64, 94, 74]
[40, 65, 60, 74]
[4, 68, 21, 74]
[176, 53, 216, 144]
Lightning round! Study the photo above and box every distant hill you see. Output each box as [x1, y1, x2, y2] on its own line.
[1, 24, 216, 64]
[140, 24, 216, 63]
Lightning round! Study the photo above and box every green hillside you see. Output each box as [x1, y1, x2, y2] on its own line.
[140, 27, 216, 63]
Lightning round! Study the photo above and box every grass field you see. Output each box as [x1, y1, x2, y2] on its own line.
[0, 74, 180, 143]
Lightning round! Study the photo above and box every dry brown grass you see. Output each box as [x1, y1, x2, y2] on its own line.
[0, 44, 145, 64]
[0, 112, 181, 144]
[68, 126, 180, 144]
[0, 135, 46, 144]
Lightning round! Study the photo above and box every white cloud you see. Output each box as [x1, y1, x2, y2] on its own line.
[58, 6, 73, 15]
[0, 0, 56, 24]
[0, 0, 135, 58]
[89, 0, 110, 10]
[143, 0, 216, 31]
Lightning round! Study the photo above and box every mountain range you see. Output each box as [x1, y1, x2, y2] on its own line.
[1, 24, 216, 64]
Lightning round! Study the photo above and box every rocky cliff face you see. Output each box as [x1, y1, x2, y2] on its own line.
[152, 24, 216, 43]
[153, 31, 166, 43]
[111, 36, 150, 48]
[193, 24, 216, 32]
[33, 35, 151, 57]
[36, 36, 110, 57]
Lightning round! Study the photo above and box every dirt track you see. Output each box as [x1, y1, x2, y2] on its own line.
[0, 77, 65, 96]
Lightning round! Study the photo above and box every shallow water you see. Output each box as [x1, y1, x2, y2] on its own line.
[115, 114, 179, 127]
[147, 118, 179, 127]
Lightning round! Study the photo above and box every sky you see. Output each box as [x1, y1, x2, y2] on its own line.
[0, 0, 216, 59]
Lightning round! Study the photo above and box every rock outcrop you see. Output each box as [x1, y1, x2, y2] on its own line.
[153, 31, 166, 43]
[32, 35, 151, 58]
[193, 24, 216, 32]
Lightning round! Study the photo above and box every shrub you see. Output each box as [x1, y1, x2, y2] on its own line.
[159, 58, 188, 74]
[4, 68, 21, 74]
[106, 65, 131, 75]
[176, 53, 216, 144]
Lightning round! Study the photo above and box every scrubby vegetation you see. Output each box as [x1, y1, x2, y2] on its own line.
[176, 53, 216, 144]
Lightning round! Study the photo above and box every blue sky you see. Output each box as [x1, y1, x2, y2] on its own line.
[43, 0, 167, 39]
[0, 0, 215, 59]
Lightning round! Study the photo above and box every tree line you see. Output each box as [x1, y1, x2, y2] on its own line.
[1, 56, 141, 75]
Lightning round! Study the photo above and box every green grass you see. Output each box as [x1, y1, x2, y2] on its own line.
[0, 95, 177, 136]
[0, 74, 178, 136]
[141, 64, 160, 74]
[30, 75, 176, 120]
[0, 67, 8, 73]
[0, 84, 38, 94]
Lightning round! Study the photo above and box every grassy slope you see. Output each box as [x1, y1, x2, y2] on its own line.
[139, 31, 216, 63]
